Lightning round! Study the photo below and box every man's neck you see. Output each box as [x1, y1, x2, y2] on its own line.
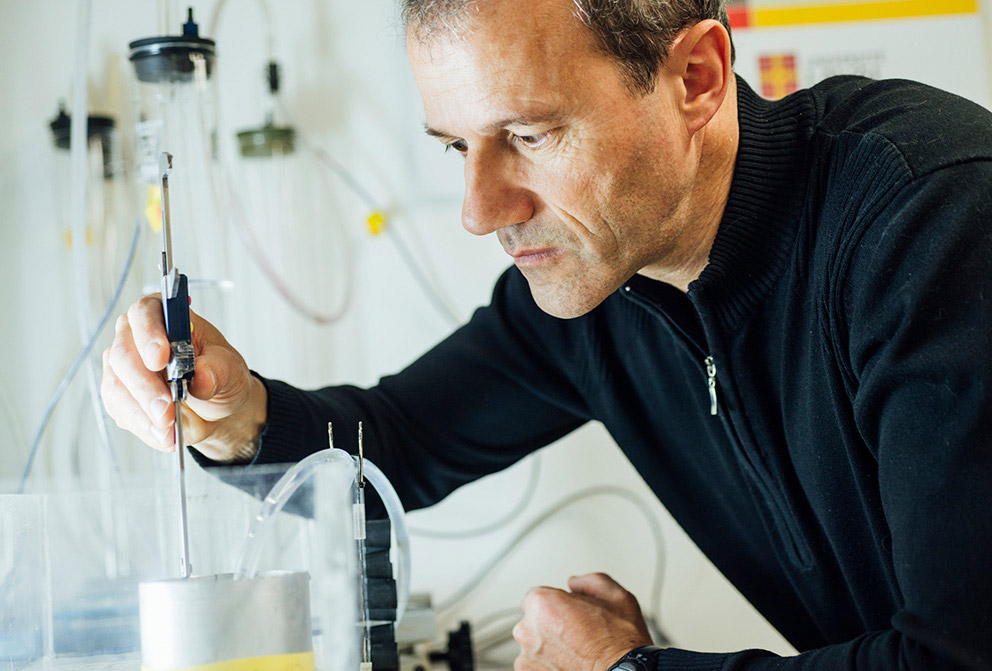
[640, 76, 740, 293]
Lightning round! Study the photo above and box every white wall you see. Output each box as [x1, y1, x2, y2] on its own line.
[2, 0, 991, 657]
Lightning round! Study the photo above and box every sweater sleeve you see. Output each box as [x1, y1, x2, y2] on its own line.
[633, 160, 992, 671]
[237, 267, 591, 512]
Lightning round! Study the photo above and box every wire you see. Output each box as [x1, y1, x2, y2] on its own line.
[193, 55, 355, 327]
[277, 98, 462, 327]
[472, 606, 524, 636]
[308, 135, 461, 325]
[203, 14, 461, 328]
[410, 455, 541, 539]
[435, 485, 668, 635]
[16, 216, 141, 494]
[208, 0, 276, 64]
[67, 0, 123, 486]
[300, 131, 461, 326]
[0, 367, 28, 464]
[474, 660, 514, 671]
[474, 627, 517, 656]
[222, 156, 356, 325]
[384, 223, 461, 327]
[297, 133, 462, 326]
[471, 607, 524, 653]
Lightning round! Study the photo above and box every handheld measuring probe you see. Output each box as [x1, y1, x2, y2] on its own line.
[159, 151, 194, 578]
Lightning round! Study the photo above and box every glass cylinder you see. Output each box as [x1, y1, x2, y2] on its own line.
[128, 10, 232, 324]
[48, 107, 133, 321]
[227, 120, 358, 382]
[47, 106, 142, 487]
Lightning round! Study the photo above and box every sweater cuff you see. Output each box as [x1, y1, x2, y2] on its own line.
[652, 648, 739, 670]
[251, 372, 312, 465]
[188, 371, 302, 468]
[652, 646, 779, 670]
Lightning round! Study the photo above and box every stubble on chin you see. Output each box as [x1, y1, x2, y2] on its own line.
[523, 259, 617, 319]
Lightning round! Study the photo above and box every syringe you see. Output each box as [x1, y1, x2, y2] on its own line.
[159, 152, 195, 579]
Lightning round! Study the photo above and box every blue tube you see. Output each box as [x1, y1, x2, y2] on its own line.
[17, 216, 141, 494]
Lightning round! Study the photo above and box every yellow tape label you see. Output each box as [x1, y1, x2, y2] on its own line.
[733, 0, 979, 28]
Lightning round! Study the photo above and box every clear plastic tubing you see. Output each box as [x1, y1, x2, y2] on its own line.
[70, 0, 120, 477]
[233, 448, 411, 622]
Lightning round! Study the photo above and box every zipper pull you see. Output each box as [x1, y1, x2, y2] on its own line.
[704, 356, 718, 416]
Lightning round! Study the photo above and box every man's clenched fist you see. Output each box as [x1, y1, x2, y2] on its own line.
[512, 573, 654, 671]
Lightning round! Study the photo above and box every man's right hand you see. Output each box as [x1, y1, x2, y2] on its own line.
[101, 295, 267, 463]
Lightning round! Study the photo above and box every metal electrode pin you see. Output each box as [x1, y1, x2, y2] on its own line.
[358, 421, 365, 487]
[159, 151, 194, 579]
[173, 380, 190, 578]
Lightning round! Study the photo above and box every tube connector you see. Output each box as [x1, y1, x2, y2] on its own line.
[183, 7, 199, 36]
[267, 60, 281, 94]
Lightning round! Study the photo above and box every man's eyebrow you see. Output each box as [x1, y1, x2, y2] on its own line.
[423, 112, 567, 139]
[424, 124, 454, 139]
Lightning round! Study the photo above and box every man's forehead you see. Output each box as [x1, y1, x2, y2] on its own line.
[406, 0, 598, 70]
[407, 0, 610, 135]
[406, 0, 578, 43]
[412, 44, 578, 141]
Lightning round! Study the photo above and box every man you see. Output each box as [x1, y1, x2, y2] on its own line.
[102, 0, 992, 668]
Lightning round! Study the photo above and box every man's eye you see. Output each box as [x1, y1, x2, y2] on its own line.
[510, 131, 551, 149]
[444, 140, 468, 154]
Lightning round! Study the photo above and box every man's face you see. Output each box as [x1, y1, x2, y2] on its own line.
[408, 0, 700, 318]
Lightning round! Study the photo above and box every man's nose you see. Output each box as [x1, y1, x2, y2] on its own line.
[461, 149, 535, 236]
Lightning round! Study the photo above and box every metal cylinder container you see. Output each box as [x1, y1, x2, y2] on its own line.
[138, 570, 314, 671]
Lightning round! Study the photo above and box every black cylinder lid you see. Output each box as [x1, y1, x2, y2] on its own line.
[49, 106, 116, 150]
[127, 7, 217, 83]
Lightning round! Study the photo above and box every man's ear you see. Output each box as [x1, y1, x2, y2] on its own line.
[664, 19, 733, 137]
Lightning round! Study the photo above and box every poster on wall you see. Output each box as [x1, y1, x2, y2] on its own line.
[729, 0, 991, 107]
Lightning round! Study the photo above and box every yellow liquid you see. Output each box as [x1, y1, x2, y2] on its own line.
[143, 651, 315, 671]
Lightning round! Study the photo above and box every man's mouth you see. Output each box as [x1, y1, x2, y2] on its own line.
[508, 248, 564, 266]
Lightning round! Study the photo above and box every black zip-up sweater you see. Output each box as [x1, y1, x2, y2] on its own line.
[230, 77, 992, 669]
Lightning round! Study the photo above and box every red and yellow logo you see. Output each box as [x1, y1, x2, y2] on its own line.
[728, 0, 976, 29]
[759, 53, 799, 100]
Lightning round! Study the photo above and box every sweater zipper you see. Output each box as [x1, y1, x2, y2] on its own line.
[704, 356, 718, 416]
[622, 285, 720, 417]
[622, 284, 813, 568]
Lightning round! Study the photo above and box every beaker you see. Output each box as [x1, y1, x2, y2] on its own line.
[0, 495, 52, 666]
[136, 455, 361, 671]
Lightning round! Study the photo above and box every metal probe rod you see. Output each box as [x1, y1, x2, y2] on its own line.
[160, 152, 192, 579]
[174, 380, 191, 578]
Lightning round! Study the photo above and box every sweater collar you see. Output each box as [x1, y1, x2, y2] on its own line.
[684, 76, 816, 328]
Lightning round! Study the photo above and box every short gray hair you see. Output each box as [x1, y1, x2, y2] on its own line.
[402, 0, 734, 95]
